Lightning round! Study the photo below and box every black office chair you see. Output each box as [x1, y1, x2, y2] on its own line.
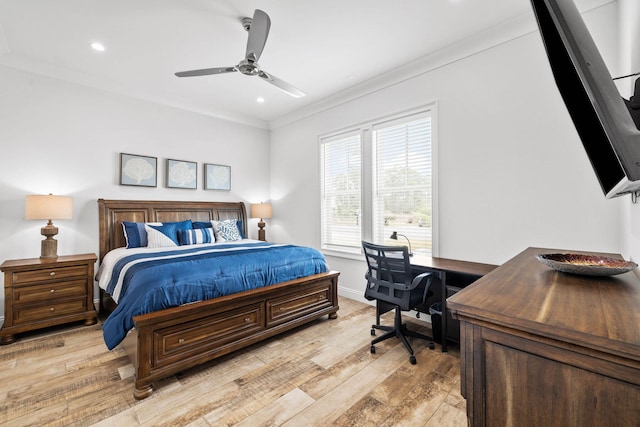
[362, 241, 435, 364]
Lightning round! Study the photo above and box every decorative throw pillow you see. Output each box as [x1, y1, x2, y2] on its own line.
[177, 228, 214, 245]
[145, 223, 180, 247]
[122, 220, 192, 248]
[212, 219, 242, 242]
[122, 221, 161, 248]
[236, 220, 246, 239]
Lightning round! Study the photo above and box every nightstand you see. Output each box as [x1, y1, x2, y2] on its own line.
[0, 253, 98, 344]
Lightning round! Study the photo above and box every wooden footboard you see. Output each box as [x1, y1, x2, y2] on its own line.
[122, 271, 339, 399]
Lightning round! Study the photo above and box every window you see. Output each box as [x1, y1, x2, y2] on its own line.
[320, 131, 362, 253]
[320, 106, 436, 256]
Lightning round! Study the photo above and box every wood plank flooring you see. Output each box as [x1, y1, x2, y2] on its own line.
[0, 297, 467, 426]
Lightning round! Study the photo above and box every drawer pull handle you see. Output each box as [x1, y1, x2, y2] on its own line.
[49, 272, 56, 276]
[245, 317, 251, 322]
[178, 338, 184, 344]
[50, 289, 55, 293]
[50, 307, 55, 312]
[279, 307, 285, 312]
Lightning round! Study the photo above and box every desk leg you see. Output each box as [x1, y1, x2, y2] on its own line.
[441, 271, 448, 353]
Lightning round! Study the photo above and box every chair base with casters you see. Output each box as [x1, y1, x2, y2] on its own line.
[362, 241, 436, 365]
[370, 302, 435, 364]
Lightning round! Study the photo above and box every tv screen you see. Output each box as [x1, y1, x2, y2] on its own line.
[530, 0, 640, 198]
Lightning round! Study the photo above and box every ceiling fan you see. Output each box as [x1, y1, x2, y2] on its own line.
[175, 9, 305, 98]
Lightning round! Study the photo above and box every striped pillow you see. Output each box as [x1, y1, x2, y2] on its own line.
[178, 228, 214, 245]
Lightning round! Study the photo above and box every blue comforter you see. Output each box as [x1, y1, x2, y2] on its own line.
[100, 242, 328, 349]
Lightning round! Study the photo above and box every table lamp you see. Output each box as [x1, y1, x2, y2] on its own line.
[25, 194, 73, 259]
[250, 203, 272, 241]
[390, 231, 412, 256]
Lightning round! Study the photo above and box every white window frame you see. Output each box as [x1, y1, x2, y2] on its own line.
[319, 103, 439, 259]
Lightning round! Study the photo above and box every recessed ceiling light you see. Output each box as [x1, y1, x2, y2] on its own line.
[257, 97, 265, 103]
[91, 42, 105, 52]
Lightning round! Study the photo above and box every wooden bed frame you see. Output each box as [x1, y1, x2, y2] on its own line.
[97, 199, 339, 399]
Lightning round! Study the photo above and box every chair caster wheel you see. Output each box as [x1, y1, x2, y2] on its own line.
[428, 342, 435, 350]
[371, 328, 376, 336]
[410, 355, 417, 364]
[370, 345, 376, 354]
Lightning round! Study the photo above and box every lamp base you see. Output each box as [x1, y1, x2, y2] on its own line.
[40, 223, 59, 259]
[257, 220, 266, 242]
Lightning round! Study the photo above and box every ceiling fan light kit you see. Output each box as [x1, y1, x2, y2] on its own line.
[175, 9, 305, 98]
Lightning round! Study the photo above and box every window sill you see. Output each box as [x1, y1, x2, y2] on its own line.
[321, 249, 364, 262]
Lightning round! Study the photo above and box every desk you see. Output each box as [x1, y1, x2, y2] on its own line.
[410, 255, 497, 352]
[448, 247, 640, 426]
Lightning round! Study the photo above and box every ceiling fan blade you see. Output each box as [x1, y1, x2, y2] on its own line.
[175, 67, 237, 77]
[245, 9, 270, 62]
[258, 70, 306, 98]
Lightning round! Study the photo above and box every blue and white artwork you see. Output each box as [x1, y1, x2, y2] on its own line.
[205, 163, 231, 191]
[120, 153, 157, 187]
[167, 159, 197, 189]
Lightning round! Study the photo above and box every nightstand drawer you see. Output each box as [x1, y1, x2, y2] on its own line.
[12, 265, 88, 285]
[13, 279, 87, 305]
[13, 298, 87, 324]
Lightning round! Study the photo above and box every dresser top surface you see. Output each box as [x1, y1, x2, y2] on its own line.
[448, 247, 640, 359]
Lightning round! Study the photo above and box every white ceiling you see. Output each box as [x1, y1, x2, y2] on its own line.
[0, 0, 599, 128]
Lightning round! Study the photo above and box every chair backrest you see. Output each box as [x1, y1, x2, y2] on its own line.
[362, 241, 413, 302]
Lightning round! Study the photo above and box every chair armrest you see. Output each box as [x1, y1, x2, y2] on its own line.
[411, 271, 433, 289]
[412, 272, 434, 306]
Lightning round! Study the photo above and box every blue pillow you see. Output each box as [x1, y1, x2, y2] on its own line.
[122, 220, 192, 248]
[192, 221, 213, 229]
[122, 221, 157, 248]
[236, 220, 246, 239]
[146, 223, 180, 247]
[178, 228, 214, 245]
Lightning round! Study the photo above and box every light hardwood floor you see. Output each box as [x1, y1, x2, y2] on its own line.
[0, 297, 467, 426]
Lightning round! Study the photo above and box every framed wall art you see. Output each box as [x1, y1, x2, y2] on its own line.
[204, 163, 231, 191]
[166, 159, 197, 189]
[120, 153, 157, 187]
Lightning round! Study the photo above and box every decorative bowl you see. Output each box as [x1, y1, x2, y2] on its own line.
[535, 253, 638, 276]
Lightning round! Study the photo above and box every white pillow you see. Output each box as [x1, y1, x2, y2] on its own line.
[145, 224, 179, 248]
[211, 219, 242, 242]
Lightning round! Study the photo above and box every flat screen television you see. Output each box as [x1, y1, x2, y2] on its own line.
[530, 0, 640, 198]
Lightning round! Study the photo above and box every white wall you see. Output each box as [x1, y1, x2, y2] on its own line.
[0, 65, 270, 319]
[270, 4, 623, 300]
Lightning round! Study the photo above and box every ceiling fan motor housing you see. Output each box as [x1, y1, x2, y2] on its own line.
[238, 58, 259, 76]
[241, 17, 252, 32]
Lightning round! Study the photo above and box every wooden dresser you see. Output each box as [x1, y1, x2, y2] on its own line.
[0, 253, 98, 344]
[448, 247, 640, 426]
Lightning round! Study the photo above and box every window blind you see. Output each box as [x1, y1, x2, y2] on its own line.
[372, 113, 432, 255]
[320, 132, 362, 253]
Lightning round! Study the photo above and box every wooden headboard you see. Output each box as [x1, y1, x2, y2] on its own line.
[97, 199, 247, 262]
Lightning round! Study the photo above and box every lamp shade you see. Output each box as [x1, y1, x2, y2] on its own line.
[25, 195, 73, 220]
[250, 203, 272, 219]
